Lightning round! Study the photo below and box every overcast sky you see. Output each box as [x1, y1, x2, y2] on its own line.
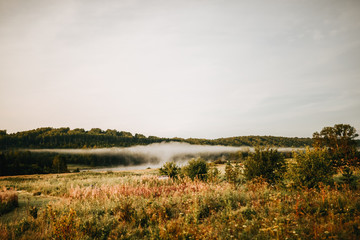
[1, 0, 359, 139]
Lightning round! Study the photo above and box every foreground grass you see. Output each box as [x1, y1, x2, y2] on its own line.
[0, 171, 360, 239]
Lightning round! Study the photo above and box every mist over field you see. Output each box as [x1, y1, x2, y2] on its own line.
[29, 142, 300, 170]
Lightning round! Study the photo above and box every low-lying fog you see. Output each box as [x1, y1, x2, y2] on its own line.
[30, 142, 301, 171]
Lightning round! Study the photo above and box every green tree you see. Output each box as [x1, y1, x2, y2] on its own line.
[105, 129, 118, 136]
[182, 158, 208, 180]
[135, 133, 146, 138]
[52, 155, 68, 173]
[244, 147, 285, 183]
[313, 124, 359, 166]
[88, 128, 103, 135]
[159, 162, 180, 179]
[225, 160, 243, 185]
[287, 147, 335, 188]
[119, 131, 133, 138]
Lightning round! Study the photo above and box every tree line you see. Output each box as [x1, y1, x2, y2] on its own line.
[0, 151, 68, 176]
[0, 127, 315, 150]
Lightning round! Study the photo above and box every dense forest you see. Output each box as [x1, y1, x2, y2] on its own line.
[0, 127, 314, 149]
[0, 151, 68, 176]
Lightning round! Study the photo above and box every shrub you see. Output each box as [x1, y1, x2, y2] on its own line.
[244, 147, 286, 183]
[29, 206, 38, 219]
[313, 124, 358, 167]
[117, 199, 135, 222]
[207, 164, 220, 182]
[225, 161, 243, 185]
[181, 158, 208, 180]
[0, 188, 18, 215]
[225, 160, 234, 182]
[287, 147, 335, 188]
[48, 206, 80, 240]
[15, 218, 32, 236]
[159, 162, 180, 178]
[339, 166, 358, 189]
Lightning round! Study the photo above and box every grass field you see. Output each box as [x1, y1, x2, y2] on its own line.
[1, 166, 360, 240]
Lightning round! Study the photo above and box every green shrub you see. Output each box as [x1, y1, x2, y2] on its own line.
[207, 165, 220, 182]
[244, 147, 286, 183]
[225, 161, 243, 185]
[159, 162, 180, 178]
[287, 147, 335, 188]
[225, 160, 234, 182]
[339, 167, 358, 189]
[181, 158, 208, 180]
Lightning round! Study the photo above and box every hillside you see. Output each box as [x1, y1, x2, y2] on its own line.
[0, 127, 313, 149]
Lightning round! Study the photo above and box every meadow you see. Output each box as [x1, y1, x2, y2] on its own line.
[1, 165, 359, 240]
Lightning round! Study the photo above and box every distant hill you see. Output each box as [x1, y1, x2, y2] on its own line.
[0, 127, 314, 150]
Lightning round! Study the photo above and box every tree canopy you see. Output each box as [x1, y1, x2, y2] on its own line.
[0, 127, 314, 150]
[313, 124, 359, 166]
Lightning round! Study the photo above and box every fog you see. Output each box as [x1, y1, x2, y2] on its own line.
[30, 142, 301, 171]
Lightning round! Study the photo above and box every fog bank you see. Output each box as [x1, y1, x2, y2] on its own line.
[29, 142, 301, 170]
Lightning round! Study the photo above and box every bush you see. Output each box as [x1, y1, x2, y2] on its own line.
[159, 162, 180, 179]
[182, 158, 208, 180]
[0, 189, 18, 215]
[287, 147, 335, 188]
[29, 206, 38, 219]
[225, 161, 243, 185]
[339, 166, 358, 189]
[207, 164, 220, 182]
[49, 207, 80, 239]
[244, 147, 286, 183]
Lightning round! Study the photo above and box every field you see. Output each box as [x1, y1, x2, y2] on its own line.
[1, 165, 360, 240]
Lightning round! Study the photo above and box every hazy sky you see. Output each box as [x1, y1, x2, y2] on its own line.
[1, 0, 359, 139]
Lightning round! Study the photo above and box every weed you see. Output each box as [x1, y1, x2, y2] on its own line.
[28, 206, 38, 219]
[0, 188, 18, 215]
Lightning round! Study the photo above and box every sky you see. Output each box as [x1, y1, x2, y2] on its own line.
[1, 0, 359, 139]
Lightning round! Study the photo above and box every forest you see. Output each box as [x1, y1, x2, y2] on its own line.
[0, 127, 314, 150]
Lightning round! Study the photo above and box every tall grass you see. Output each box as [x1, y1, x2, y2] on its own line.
[0, 188, 18, 216]
[1, 172, 360, 239]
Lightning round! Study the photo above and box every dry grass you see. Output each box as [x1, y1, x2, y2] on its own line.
[0, 171, 359, 239]
[0, 188, 18, 216]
